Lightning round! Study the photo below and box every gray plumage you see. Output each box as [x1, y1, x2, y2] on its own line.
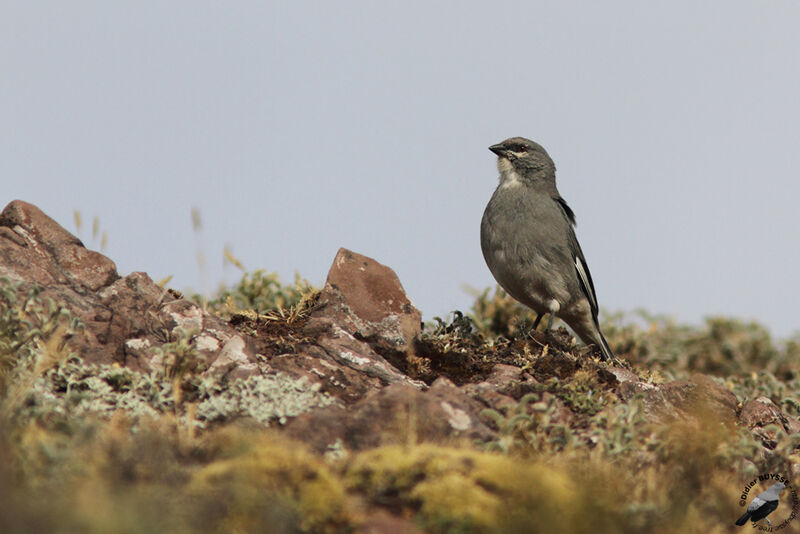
[735, 482, 785, 526]
[480, 136, 613, 361]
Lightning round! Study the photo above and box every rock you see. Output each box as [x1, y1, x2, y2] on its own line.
[312, 248, 421, 370]
[483, 363, 523, 385]
[740, 397, 784, 428]
[0, 200, 119, 290]
[285, 382, 497, 453]
[357, 511, 425, 534]
[739, 397, 800, 448]
[303, 316, 425, 393]
[462, 364, 534, 411]
[604, 366, 639, 385]
[616, 374, 738, 425]
[269, 346, 386, 404]
[0, 200, 261, 379]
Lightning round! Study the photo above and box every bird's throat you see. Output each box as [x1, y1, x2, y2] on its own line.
[497, 158, 524, 190]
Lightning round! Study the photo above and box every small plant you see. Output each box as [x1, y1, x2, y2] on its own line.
[0, 278, 84, 396]
[205, 269, 317, 321]
[464, 285, 540, 340]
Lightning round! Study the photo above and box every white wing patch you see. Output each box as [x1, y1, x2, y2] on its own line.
[575, 256, 597, 313]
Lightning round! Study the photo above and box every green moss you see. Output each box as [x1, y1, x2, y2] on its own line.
[189, 435, 351, 533]
[2, 420, 353, 534]
[346, 445, 638, 534]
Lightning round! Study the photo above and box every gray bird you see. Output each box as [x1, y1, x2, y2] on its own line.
[480, 137, 614, 361]
[735, 482, 785, 527]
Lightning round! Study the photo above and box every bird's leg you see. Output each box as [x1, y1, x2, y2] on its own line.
[544, 299, 560, 333]
[532, 313, 543, 330]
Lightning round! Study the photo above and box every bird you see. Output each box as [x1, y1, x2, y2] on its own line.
[735, 482, 785, 526]
[480, 136, 614, 361]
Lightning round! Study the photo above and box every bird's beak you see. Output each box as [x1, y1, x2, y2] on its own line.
[488, 143, 506, 157]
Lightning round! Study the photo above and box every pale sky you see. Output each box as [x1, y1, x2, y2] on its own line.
[3, 2, 800, 336]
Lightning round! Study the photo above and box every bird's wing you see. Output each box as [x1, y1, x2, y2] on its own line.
[751, 499, 779, 522]
[748, 496, 767, 513]
[574, 254, 598, 316]
[555, 197, 576, 226]
[555, 196, 599, 317]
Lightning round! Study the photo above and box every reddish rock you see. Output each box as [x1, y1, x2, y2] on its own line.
[617, 374, 738, 424]
[303, 316, 425, 393]
[357, 511, 425, 534]
[313, 248, 421, 361]
[483, 363, 523, 385]
[0, 200, 83, 249]
[270, 346, 386, 404]
[462, 363, 534, 411]
[604, 366, 639, 384]
[739, 397, 800, 448]
[0, 200, 261, 378]
[285, 382, 496, 453]
[740, 397, 784, 428]
[0, 200, 119, 290]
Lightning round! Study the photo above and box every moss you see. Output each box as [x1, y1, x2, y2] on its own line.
[188, 435, 351, 533]
[346, 445, 577, 533]
[345, 438, 775, 533]
[2, 418, 354, 534]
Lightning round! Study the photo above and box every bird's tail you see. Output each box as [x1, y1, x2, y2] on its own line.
[596, 329, 614, 362]
[735, 511, 751, 526]
[590, 316, 614, 362]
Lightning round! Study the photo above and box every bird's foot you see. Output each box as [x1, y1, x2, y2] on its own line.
[532, 313, 543, 331]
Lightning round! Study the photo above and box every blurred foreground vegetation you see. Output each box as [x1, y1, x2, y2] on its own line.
[2, 272, 800, 533]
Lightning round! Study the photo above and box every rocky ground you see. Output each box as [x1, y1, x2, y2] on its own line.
[2, 199, 800, 533]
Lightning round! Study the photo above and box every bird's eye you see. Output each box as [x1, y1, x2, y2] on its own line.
[517, 146, 527, 152]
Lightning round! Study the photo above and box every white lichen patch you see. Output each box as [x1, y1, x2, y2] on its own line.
[194, 334, 220, 352]
[208, 335, 256, 374]
[169, 306, 203, 332]
[338, 350, 370, 367]
[440, 401, 471, 431]
[205, 327, 232, 344]
[11, 342, 337, 430]
[195, 374, 339, 427]
[125, 338, 151, 351]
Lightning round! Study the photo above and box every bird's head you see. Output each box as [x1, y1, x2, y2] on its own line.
[489, 137, 555, 183]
